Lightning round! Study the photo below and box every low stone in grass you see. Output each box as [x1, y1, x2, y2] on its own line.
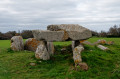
[98, 39, 107, 45]
[97, 45, 109, 51]
[30, 63, 36, 66]
[78, 62, 88, 71]
[107, 41, 114, 45]
[11, 36, 24, 51]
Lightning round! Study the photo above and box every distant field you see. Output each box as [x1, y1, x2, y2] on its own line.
[0, 37, 120, 79]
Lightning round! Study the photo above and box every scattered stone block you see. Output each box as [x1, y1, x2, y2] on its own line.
[107, 41, 114, 45]
[98, 39, 107, 44]
[11, 36, 24, 51]
[97, 45, 109, 51]
[24, 38, 44, 52]
[35, 41, 50, 60]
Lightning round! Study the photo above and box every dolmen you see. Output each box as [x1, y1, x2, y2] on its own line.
[32, 24, 92, 69]
[10, 24, 92, 70]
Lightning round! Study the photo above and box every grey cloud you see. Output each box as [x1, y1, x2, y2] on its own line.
[0, 0, 120, 33]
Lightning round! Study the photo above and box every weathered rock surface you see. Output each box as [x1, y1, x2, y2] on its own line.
[73, 45, 84, 65]
[78, 62, 88, 71]
[98, 39, 107, 44]
[11, 36, 24, 51]
[97, 45, 109, 51]
[32, 30, 68, 42]
[107, 41, 114, 45]
[24, 38, 44, 52]
[35, 42, 50, 60]
[32, 24, 92, 42]
[47, 24, 92, 40]
[47, 42, 54, 55]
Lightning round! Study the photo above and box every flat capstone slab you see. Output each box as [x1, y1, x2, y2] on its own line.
[32, 24, 92, 42]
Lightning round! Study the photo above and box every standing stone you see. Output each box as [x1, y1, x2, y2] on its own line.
[11, 36, 24, 51]
[73, 45, 84, 66]
[47, 42, 55, 55]
[72, 40, 81, 51]
[35, 41, 50, 60]
[24, 38, 43, 52]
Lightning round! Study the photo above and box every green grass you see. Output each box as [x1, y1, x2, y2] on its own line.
[0, 37, 120, 79]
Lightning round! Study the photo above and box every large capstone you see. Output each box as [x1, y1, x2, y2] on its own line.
[32, 24, 92, 42]
[24, 38, 44, 52]
[32, 30, 68, 42]
[11, 36, 24, 51]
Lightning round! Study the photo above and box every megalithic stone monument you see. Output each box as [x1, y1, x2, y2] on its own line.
[32, 24, 92, 68]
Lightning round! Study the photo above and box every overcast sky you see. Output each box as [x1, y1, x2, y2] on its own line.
[0, 0, 120, 33]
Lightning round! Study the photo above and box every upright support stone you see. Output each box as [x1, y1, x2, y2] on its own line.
[35, 41, 50, 60]
[73, 45, 84, 66]
[72, 40, 81, 51]
[47, 42, 55, 55]
[11, 36, 24, 51]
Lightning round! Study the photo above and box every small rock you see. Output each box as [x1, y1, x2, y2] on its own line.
[90, 50, 93, 51]
[107, 41, 114, 45]
[30, 63, 36, 66]
[38, 61, 42, 63]
[79, 62, 88, 70]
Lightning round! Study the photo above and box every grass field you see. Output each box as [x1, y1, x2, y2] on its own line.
[0, 37, 120, 79]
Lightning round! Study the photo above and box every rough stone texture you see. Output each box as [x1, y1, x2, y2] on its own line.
[32, 30, 68, 42]
[32, 24, 92, 42]
[47, 42, 55, 55]
[107, 41, 114, 45]
[73, 45, 84, 66]
[24, 38, 44, 52]
[35, 42, 50, 60]
[98, 39, 107, 44]
[11, 36, 24, 51]
[97, 45, 109, 51]
[79, 62, 88, 71]
[47, 24, 92, 41]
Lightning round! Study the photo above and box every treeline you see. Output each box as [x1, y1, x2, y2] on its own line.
[0, 30, 33, 40]
[92, 25, 120, 37]
[0, 25, 120, 40]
